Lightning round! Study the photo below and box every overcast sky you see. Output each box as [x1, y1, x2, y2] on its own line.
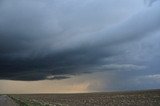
[0, 0, 160, 93]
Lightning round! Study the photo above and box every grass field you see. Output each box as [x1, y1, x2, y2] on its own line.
[9, 89, 160, 106]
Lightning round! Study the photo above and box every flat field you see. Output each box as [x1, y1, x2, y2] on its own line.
[9, 89, 160, 106]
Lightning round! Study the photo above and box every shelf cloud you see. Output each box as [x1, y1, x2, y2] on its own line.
[0, 0, 160, 92]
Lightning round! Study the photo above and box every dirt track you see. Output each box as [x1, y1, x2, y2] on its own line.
[0, 95, 18, 106]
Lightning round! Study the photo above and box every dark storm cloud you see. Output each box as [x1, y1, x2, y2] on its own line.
[0, 45, 116, 80]
[0, 0, 160, 81]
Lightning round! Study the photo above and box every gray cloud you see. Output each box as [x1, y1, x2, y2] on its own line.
[144, 0, 159, 6]
[0, 0, 160, 87]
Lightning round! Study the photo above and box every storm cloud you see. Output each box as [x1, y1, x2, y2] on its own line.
[0, 0, 160, 86]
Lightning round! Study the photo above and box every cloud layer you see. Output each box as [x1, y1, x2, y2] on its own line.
[0, 0, 160, 92]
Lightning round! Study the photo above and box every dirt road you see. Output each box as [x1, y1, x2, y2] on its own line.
[0, 95, 18, 106]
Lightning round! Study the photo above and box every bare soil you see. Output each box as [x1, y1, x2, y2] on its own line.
[9, 89, 160, 106]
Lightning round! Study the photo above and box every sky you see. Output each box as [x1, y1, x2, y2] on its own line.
[0, 0, 160, 93]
